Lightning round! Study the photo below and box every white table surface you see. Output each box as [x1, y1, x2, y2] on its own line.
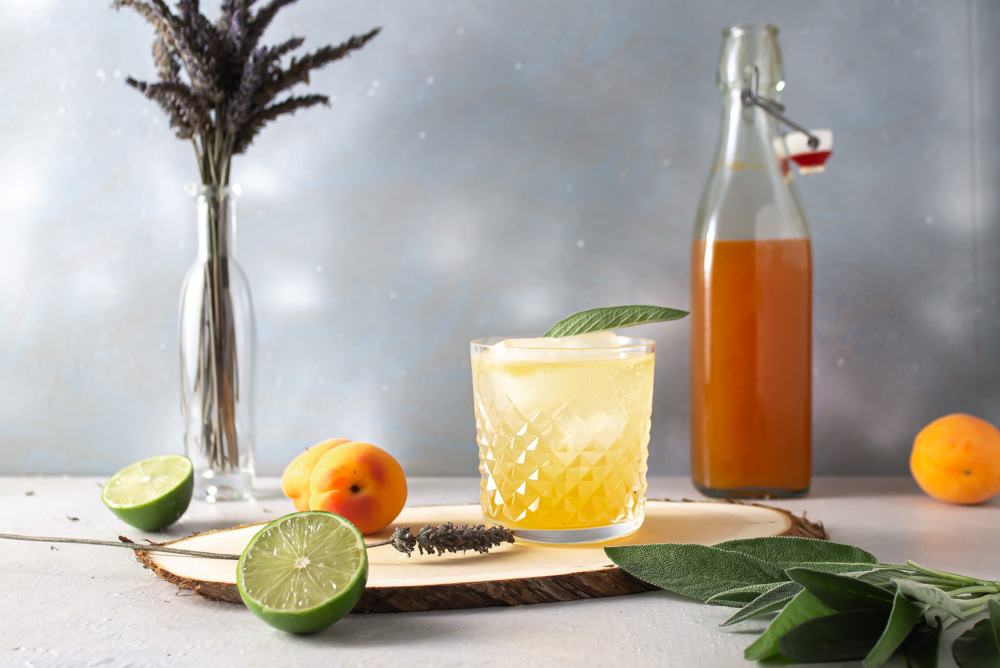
[2, 476, 997, 668]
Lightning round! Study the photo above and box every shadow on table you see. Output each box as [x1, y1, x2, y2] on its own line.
[671, 477, 925, 502]
[162, 518, 270, 537]
[155, 486, 294, 536]
[295, 614, 457, 647]
[246, 486, 286, 501]
[803, 477, 921, 499]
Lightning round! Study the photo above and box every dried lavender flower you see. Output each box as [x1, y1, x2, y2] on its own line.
[113, 0, 380, 186]
[253, 28, 381, 105]
[380, 523, 517, 557]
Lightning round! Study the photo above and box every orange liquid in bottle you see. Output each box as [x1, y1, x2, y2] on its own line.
[690, 238, 812, 496]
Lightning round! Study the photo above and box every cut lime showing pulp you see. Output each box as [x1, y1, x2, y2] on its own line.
[101, 454, 194, 531]
[237, 511, 368, 634]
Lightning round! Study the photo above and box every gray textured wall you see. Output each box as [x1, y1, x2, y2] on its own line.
[2, 1, 997, 478]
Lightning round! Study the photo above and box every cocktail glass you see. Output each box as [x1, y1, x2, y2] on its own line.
[470, 332, 655, 544]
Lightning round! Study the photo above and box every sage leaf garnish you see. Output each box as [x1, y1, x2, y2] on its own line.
[895, 579, 966, 622]
[743, 589, 837, 661]
[705, 582, 784, 608]
[952, 598, 1000, 668]
[857, 568, 916, 587]
[720, 581, 802, 627]
[906, 622, 944, 668]
[604, 536, 1000, 666]
[863, 589, 927, 668]
[953, 618, 999, 668]
[776, 609, 890, 663]
[603, 543, 782, 603]
[786, 567, 894, 612]
[713, 535, 878, 573]
[542, 305, 687, 338]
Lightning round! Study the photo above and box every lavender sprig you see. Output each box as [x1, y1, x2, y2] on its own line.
[2, 524, 518, 559]
[373, 523, 517, 557]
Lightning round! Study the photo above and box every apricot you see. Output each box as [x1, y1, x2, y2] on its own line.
[308, 441, 407, 535]
[911, 414, 1000, 505]
[280, 438, 350, 511]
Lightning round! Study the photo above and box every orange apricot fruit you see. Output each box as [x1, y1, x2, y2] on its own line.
[280, 438, 350, 511]
[308, 441, 407, 535]
[910, 413, 1000, 505]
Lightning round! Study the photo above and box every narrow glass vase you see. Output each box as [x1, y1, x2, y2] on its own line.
[179, 184, 256, 502]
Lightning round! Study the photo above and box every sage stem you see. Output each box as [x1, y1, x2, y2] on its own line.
[948, 584, 1000, 598]
[905, 560, 984, 585]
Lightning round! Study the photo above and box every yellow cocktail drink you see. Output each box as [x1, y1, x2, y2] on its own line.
[471, 332, 655, 544]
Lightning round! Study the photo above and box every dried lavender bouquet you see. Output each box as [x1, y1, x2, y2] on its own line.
[114, 0, 379, 483]
[115, 0, 379, 187]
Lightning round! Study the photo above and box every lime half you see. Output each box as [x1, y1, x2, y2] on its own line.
[101, 454, 194, 531]
[237, 511, 368, 634]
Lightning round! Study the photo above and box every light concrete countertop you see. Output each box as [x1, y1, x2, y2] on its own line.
[2, 476, 997, 667]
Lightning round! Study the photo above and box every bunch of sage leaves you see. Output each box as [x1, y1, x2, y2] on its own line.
[606, 537, 1000, 666]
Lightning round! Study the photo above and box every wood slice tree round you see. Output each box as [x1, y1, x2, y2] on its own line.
[136, 500, 827, 613]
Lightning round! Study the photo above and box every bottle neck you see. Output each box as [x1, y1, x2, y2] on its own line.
[712, 88, 786, 173]
[192, 186, 238, 262]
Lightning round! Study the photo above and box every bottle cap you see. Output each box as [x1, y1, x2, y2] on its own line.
[785, 129, 833, 174]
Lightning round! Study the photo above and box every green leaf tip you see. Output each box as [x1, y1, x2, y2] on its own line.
[862, 589, 926, 668]
[543, 305, 688, 338]
[744, 589, 838, 661]
[785, 567, 894, 612]
[603, 543, 783, 603]
[950, 597, 1000, 667]
[777, 609, 890, 663]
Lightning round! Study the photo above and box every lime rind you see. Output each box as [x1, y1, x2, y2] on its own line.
[101, 454, 194, 531]
[237, 511, 368, 634]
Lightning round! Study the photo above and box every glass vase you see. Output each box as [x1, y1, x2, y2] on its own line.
[179, 184, 256, 501]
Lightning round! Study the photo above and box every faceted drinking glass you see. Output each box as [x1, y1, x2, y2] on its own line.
[471, 335, 655, 544]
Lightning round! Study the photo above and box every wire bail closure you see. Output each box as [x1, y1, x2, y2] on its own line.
[742, 66, 820, 150]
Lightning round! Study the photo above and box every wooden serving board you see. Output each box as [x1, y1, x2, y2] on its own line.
[136, 500, 826, 613]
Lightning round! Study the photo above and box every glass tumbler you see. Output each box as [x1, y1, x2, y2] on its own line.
[471, 335, 655, 544]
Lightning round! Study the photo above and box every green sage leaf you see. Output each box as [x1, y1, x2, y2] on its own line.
[905, 620, 942, 668]
[952, 605, 1000, 668]
[787, 567, 895, 612]
[706, 582, 782, 607]
[744, 589, 838, 661]
[777, 609, 891, 663]
[722, 581, 803, 627]
[713, 536, 879, 574]
[604, 543, 783, 603]
[991, 598, 1000, 645]
[858, 568, 917, 587]
[543, 305, 688, 338]
[952, 598, 1000, 668]
[863, 589, 927, 668]
[894, 579, 965, 622]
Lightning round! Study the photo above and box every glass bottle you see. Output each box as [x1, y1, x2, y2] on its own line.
[179, 184, 256, 501]
[690, 25, 811, 498]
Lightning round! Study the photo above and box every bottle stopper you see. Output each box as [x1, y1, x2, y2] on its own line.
[784, 129, 833, 174]
[743, 66, 834, 174]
